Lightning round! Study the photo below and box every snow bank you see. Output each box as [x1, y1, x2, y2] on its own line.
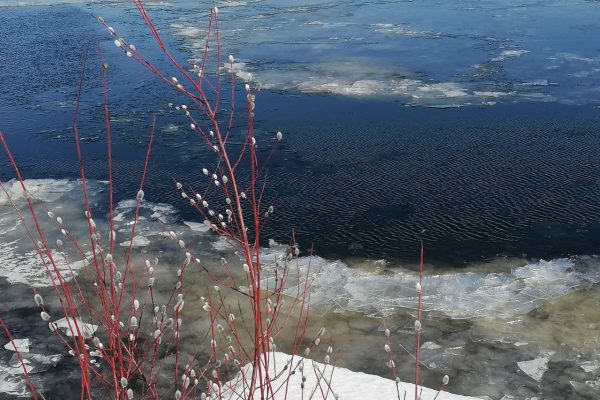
[220, 352, 478, 400]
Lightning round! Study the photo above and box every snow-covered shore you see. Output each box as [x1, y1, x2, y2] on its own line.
[223, 351, 479, 400]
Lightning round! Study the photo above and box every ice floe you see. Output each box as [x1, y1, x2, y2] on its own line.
[3, 338, 30, 353]
[54, 317, 98, 339]
[259, 242, 600, 319]
[517, 356, 550, 382]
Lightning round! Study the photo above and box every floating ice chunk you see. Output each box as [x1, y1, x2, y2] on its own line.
[421, 341, 442, 350]
[419, 342, 463, 370]
[0, 243, 87, 287]
[211, 236, 232, 251]
[259, 255, 600, 319]
[54, 317, 98, 339]
[0, 179, 79, 205]
[491, 49, 530, 62]
[120, 235, 150, 247]
[473, 91, 514, 98]
[580, 361, 600, 373]
[184, 221, 211, 233]
[223, 61, 253, 82]
[550, 52, 600, 64]
[517, 79, 551, 86]
[3, 339, 30, 353]
[517, 356, 549, 382]
[0, 369, 26, 397]
[373, 22, 443, 39]
[171, 25, 203, 38]
[6, 352, 61, 375]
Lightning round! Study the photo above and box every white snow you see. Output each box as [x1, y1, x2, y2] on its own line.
[221, 351, 478, 400]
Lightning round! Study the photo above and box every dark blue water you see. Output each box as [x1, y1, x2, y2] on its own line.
[1, 2, 600, 266]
